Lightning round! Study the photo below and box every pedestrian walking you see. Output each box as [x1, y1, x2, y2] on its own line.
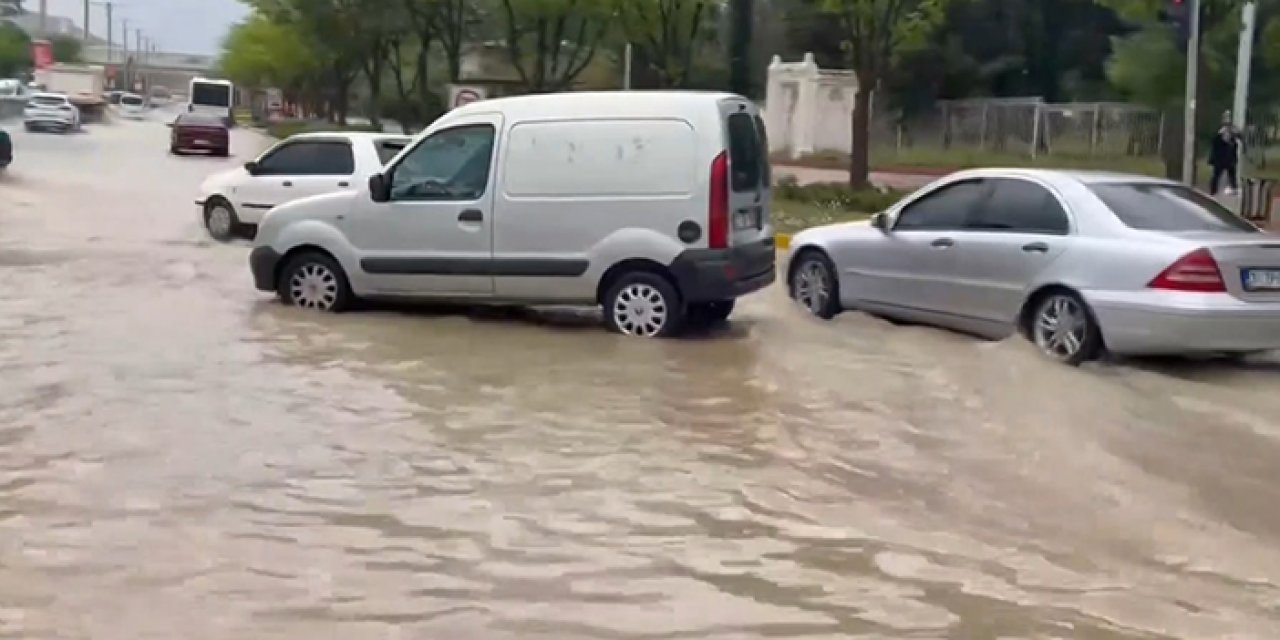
[1208, 111, 1243, 196]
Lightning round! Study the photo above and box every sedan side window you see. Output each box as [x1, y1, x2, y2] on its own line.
[390, 125, 495, 202]
[257, 141, 354, 176]
[971, 178, 1070, 234]
[894, 179, 989, 231]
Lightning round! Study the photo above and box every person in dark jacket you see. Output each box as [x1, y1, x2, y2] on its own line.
[1208, 111, 1242, 195]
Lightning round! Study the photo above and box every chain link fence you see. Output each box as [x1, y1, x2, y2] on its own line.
[869, 97, 1165, 162]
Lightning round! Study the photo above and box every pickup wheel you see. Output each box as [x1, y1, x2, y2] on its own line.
[203, 197, 241, 242]
[276, 252, 354, 313]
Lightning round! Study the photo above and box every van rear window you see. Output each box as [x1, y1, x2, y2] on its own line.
[727, 112, 764, 192]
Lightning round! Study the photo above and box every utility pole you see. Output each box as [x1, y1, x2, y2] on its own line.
[105, 2, 113, 63]
[1181, 0, 1201, 185]
[38, 0, 47, 37]
[1233, 1, 1257, 190]
[622, 43, 633, 90]
[1232, 2, 1256, 130]
[728, 0, 753, 97]
[83, 0, 89, 39]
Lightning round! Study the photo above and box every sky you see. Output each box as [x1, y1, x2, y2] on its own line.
[41, 0, 249, 55]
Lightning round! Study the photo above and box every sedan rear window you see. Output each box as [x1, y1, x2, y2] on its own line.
[31, 96, 64, 107]
[1088, 182, 1258, 233]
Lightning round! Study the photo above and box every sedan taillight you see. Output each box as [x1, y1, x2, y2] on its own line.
[1148, 248, 1226, 292]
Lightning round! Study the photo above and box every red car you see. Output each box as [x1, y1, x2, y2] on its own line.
[170, 113, 229, 157]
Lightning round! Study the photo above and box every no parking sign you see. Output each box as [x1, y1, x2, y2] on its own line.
[448, 85, 487, 110]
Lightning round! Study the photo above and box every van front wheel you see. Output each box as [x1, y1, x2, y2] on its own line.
[277, 252, 354, 313]
[603, 272, 685, 338]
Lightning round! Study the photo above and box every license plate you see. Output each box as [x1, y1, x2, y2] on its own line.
[194, 139, 210, 145]
[734, 207, 761, 230]
[1242, 268, 1280, 291]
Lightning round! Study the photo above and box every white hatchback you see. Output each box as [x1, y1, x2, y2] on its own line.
[195, 131, 410, 241]
[119, 93, 147, 119]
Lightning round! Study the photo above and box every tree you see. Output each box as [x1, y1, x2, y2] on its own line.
[617, 0, 716, 88]
[220, 13, 317, 90]
[499, 0, 612, 92]
[820, 0, 951, 188]
[0, 0, 22, 18]
[0, 22, 31, 77]
[49, 35, 82, 62]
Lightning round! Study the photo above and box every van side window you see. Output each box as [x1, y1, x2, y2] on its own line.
[727, 112, 763, 192]
[390, 125, 495, 201]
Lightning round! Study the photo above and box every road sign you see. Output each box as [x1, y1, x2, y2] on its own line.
[449, 85, 487, 109]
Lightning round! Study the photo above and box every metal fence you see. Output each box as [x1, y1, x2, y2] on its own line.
[869, 97, 1165, 160]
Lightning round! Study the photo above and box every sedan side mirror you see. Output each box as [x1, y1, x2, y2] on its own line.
[243, 161, 260, 176]
[369, 173, 391, 203]
[870, 211, 890, 232]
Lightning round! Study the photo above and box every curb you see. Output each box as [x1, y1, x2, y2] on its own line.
[775, 233, 792, 250]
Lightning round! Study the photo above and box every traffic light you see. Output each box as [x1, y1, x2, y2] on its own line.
[1159, 0, 1192, 53]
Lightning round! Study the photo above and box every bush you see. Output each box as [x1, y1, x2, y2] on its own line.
[774, 175, 906, 213]
[266, 120, 383, 139]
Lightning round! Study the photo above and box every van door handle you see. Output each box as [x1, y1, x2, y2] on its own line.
[930, 237, 954, 248]
[1022, 242, 1049, 253]
[282, 180, 293, 187]
[458, 209, 483, 223]
[338, 181, 349, 187]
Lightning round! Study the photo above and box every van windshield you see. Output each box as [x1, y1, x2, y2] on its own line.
[727, 112, 766, 192]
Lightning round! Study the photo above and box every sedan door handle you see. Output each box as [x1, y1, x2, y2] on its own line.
[282, 180, 293, 187]
[1022, 242, 1050, 253]
[458, 209, 483, 223]
[930, 237, 955, 248]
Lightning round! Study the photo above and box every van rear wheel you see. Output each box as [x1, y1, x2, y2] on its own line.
[603, 272, 685, 338]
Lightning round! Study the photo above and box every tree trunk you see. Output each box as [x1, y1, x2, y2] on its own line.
[848, 75, 872, 190]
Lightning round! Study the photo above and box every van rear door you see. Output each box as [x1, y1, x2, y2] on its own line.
[719, 98, 772, 248]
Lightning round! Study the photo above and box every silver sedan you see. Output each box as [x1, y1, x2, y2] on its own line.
[784, 168, 1280, 365]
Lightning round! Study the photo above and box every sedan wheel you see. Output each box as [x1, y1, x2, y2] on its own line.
[1031, 292, 1101, 365]
[789, 252, 840, 319]
[204, 201, 239, 241]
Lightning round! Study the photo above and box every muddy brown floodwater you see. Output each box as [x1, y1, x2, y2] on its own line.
[3, 112, 1280, 639]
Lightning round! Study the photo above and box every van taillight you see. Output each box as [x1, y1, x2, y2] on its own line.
[1147, 248, 1226, 292]
[708, 151, 729, 249]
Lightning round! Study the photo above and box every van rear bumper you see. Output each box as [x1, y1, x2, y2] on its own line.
[669, 239, 777, 302]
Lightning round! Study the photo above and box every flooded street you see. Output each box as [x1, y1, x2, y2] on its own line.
[5, 112, 1280, 639]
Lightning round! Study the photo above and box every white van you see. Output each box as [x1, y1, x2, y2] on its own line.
[119, 92, 146, 119]
[248, 91, 775, 337]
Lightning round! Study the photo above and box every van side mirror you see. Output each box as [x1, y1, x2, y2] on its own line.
[870, 211, 889, 232]
[369, 173, 391, 203]
[243, 161, 260, 175]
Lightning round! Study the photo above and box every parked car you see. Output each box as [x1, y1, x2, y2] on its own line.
[23, 92, 80, 133]
[119, 92, 146, 119]
[197, 131, 410, 241]
[785, 168, 1280, 364]
[247, 91, 775, 338]
[170, 112, 229, 157]
[0, 127, 11, 170]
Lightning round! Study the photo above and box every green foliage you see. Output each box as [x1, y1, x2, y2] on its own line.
[774, 175, 907, 212]
[49, 35, 81, 63]
[617, 0, 718, 88]
[220, 13, 317, 90]
[0, 22, 31, 77]
[1105, 26, 1184, 110]
[266, 120, 382, 139]
[498, 0, 615, 91]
